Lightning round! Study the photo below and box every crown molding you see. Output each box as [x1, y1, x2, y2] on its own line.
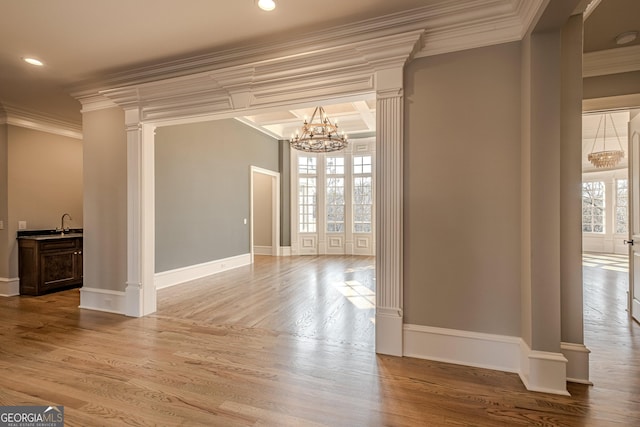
[95, 28, 419, 123]
[72, 0, 543, 99]
[74, 1, 546, 122]
[583, 45, 640, 78]
[583, 93, 640, 112]
[414, 0, 544, 58]
[77, 94, 119, 113]
[0, 104, 82, 139]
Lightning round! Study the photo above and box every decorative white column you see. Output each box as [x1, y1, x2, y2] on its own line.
[375, 67, 404, 356]
[124, 108, 157, 317]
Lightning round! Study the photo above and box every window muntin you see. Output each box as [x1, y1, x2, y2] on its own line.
[325, 157, 345, 232]
[616, 179, 628, 234]
[298, 156, 317, 233]
[582, 181, 605, 233]
[353, 156, 373, 233]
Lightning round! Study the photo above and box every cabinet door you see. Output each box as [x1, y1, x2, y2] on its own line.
[75, 249, 83, 281]
[40, 250, 78, 291]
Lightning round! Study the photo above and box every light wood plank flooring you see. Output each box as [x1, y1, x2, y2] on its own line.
[0, 254, 638, 426]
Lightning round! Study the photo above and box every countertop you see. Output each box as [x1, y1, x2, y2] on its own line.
[17, 229, 83, 241]
[18, 233, 83, 241]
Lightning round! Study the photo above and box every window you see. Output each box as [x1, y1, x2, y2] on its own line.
[298, 157, 317, 233]
[353, 156, 373, 233]
[616, 179, 628, 234]
[582, 181, 605, 233]
[326, 157, 345, 232]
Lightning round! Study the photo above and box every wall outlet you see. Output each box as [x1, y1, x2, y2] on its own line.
[18, 221, 27, 230]
[0, 220, 3, 230]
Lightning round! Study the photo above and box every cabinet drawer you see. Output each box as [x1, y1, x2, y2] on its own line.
[41, 239, 77, 251]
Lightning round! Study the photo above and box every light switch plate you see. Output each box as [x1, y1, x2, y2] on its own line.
[0, 220, 3, 230]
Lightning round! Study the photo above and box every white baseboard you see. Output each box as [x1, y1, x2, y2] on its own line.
[376, 308, 403, 356]
[279, 246, 291, 256]
[561, 342, 592, 385]
[403, 324, 522, 373]
[520, 344, 569, 396]
[79, 287, 127, 315]
[403, 324, 570, 395]
[254, 246, 272, 255]
[155, 253, 251, 290]
[0, 277, 19, 296]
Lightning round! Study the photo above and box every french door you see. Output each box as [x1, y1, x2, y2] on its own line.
[291, 139, 375, 256]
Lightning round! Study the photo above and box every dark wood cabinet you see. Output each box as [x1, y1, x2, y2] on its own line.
[18, 235, 83, 296]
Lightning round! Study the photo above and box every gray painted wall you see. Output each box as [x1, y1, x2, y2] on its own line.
[404, 42, 522, 337]
[279, 140, 291, 247]
[155, 119, 279, 273]
[83, 108, 128, 291]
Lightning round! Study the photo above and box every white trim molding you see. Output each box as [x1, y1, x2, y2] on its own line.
[0, 104, 82, 139]
[583, 94, 640, 113]
[0, 277, 19, 297]
[253, 246, 273, 256]
[403, 324, 522, 373]
[520, 345, 569, 396]
[561, 342, 592, 385]
[79, 287, 127, 315]
[125, 116, 157, 318]
[73, 1, 546, 116]
[404, 325, 573, 395]
[583, 45, 640, 78]
[155, 254, 251, 290]
[279, 246, 292, 256]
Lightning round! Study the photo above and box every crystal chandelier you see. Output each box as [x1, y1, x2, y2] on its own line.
[587, 113, 625, 168]
[290, 106, 348, 153]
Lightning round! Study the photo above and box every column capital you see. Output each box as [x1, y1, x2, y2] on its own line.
[375, 67, 404, 93]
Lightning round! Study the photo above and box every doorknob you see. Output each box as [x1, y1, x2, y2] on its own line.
[625, 239, 634, 246]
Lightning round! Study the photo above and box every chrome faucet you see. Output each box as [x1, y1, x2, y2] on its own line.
[60, 213, 72, 233]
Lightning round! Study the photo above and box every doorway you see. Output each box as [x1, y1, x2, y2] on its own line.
[251, 166, 280, 260]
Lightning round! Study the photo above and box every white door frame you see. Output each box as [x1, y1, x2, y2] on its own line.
[250, 166, 281, 262]
[629, 110, 640, 323]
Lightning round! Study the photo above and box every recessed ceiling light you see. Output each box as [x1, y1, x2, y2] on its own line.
[23, 57, 44, 66]
[258, 0, 276, 11]
[615, 31, 638, 45]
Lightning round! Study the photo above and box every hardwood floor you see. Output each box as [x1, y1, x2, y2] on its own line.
[0, 254, 638, 426]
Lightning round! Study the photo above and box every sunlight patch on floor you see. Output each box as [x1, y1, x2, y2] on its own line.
[583, 253, 629, 272]
[334, 280, 375, 309]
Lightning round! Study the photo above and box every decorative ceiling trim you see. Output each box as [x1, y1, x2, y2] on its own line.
[582, 0, 602, 20]
[583, 45, 640, 78]
[0, 104, 82, 139]
[73, 0, 544, 107]
[79, 95, 118, 113]
[234, 117, 283, 140]
[414, 0, 544, 58]
[583, 93, 640, 112]
[90, 28, 420, 124]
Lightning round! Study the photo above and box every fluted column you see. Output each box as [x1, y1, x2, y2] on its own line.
[124, 108, 156, 317]
[376, 68, 404, 356]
